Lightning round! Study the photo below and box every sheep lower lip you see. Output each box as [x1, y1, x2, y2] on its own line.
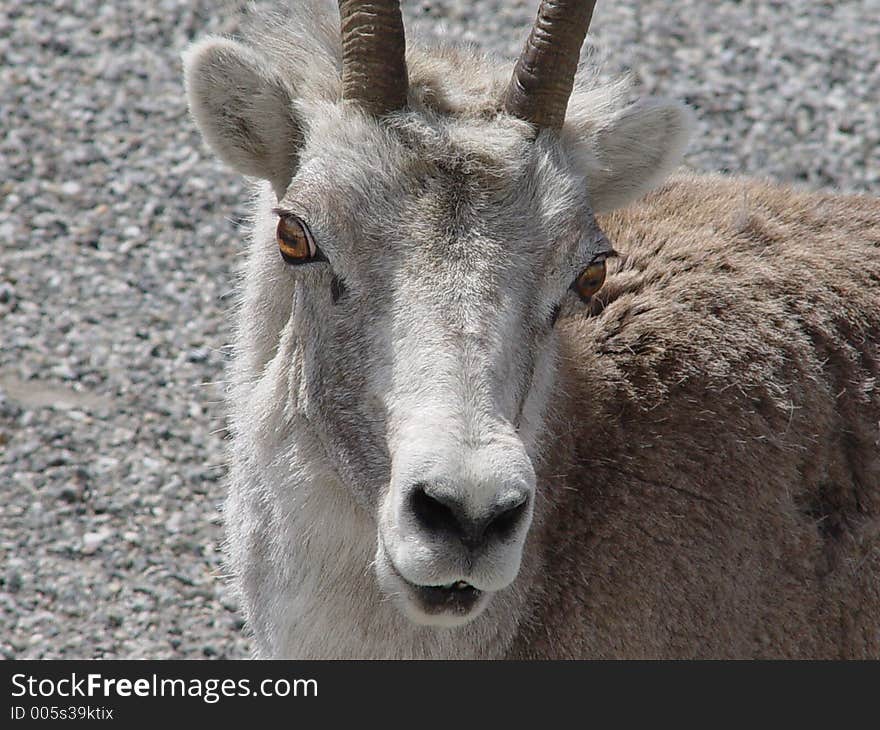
[389, 566, 484, 615]
[409, 582, 483, 615]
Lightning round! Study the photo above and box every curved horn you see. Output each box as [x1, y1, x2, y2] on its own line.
[338, 0, 408, 115]
[503, 0, 597, 129]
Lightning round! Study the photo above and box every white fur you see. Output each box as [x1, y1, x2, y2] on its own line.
[183, 38, 303, 197]
[565, 97, 696, 212]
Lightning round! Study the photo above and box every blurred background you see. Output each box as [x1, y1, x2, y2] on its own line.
[1, 0, 877, 659]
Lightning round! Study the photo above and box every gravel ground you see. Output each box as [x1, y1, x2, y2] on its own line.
[1, 0, 878, 660]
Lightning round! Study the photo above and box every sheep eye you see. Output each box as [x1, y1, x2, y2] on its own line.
[276, 215, 317, 265]
[572, 258, 607, 301]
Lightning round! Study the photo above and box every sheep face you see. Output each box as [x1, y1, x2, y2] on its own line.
[252, 106, 616, 625]
[183, 25, 690, 631]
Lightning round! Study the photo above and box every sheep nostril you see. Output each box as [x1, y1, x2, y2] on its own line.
[409, 484, 461, 535]
[484, 495, 529, 541]
[408, 483, 530, 548]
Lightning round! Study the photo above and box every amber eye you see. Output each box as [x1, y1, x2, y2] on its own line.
[276, 215, 317, 265]
[572, 258, 607, 301]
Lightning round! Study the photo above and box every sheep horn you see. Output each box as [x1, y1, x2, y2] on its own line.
[338, 0, 408, 115]
[503, 0, 597, 129]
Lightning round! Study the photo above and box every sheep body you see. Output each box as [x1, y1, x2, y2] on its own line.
[528, 174, 880, 657]
[185, 2, 880, 658]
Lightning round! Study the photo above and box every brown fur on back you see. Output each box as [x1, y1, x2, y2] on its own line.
[517, 173, 880, 658]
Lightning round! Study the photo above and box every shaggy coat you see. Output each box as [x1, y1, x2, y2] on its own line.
[529, 175, 880, 658]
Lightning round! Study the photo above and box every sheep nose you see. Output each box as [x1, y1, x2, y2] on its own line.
[407, 481, 530, 551]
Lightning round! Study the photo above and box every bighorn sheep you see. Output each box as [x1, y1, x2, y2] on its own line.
[184, 0, 880, 658]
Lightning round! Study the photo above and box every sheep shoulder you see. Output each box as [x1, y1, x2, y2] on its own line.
[521, 173, 880, 658]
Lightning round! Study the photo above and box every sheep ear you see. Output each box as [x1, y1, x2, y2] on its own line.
[569, 98, 694, 213]
[183, 38, 302, 197]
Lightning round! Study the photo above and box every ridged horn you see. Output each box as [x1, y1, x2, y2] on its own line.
[338, 0, 408, 115]
[503, 0, 597, 129]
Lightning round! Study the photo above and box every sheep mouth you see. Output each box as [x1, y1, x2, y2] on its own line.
[384, 559, 486, 619]
[409, 580, 483, 615]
